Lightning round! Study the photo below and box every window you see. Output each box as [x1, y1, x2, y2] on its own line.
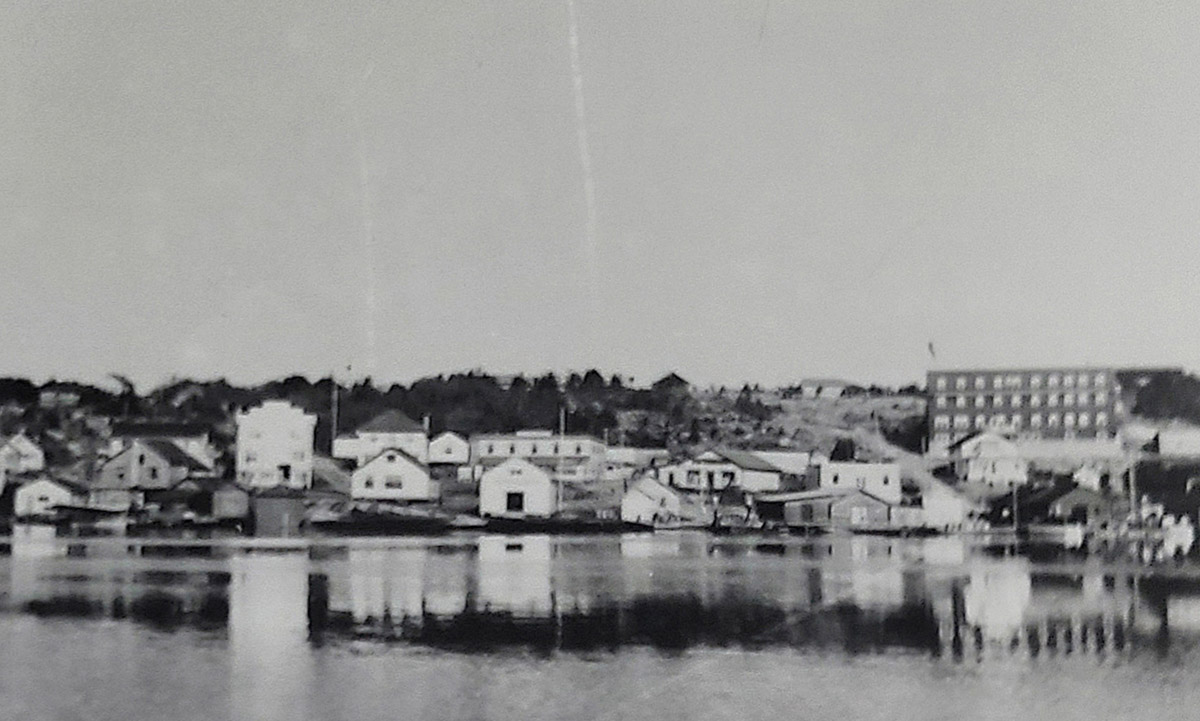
[1030, 394, 1042, 408]
[365, 478, 374, 488]
[506, 492, 525, 512]
[509, 444, 516, 454]
[934, 415, 950, 429]
[1048, 413, 1060, 427]
[1030, 414, 1043, 428]
[1094, 372, 1107, 385]
[1030, 375, 1043, 388]
[882, 476, 890, 485]
[1049, 374, 1060, 387]
[1096, 412, 1108, 426]
[1078, 413, 1090, 427]
[138, 454, 146, 465]
[1048, 394, 1059, 407]
[992, 395, 1004, 407]
[936, 396, 947, 408]
[832, 474, 840, 485]
[707, 471, 715, 488]
[975, 415, 986, 428]
[487, 444, 494, 454]
[993, 375, 1004, 387]
[974, 376, 985, 389]
[1077, 373, 1089, 387]
[954, 415, 970, 428]
[955, 377, 967, 390]
[1064, 413, 1076, 427]
[1011, 394, 1022, 408]
[956, 396, 966, 408]
[1064, 393, 1075, 407]
[1064, 374, 1075, 388]
[974, 396, 986, 408]
[531, 444, 538, 454]
[1010, 415, 1022, 428]
[1094, 392, 1107, 405]
[553, 443, 560, 454]
[936, 377, 947, 390]
[385, 478, 403, 489]
[150, 468, 158, 480]
[386, 453, 396, 462]
[1006, 374, 1022, 388]
[575, 445, 582, 454]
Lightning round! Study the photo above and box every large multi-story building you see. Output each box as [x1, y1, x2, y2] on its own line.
[235, 401, 317, 489]
[470, 430, 607, 483]
[926, 367, 1124, 456]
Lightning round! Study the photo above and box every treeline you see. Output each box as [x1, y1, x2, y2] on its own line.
[0, 371, 697, 451]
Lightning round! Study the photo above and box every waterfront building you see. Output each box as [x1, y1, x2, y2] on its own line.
[1155, 426, 1200, 457]
[235, 401, 316, 489]
[107, 421, 217, 470]
[605, 446, 670, 469]
[470, 430, 606, 483]
[91, 439, 212, 510]
[478, 457, 556, 517]
[620, 476, 684, 526]
[428, 431, 470, 466]
[14, 477, 86, 517]
[658, 448, 786, 493]
[0, 432, 45, 475]
[812, 461, 903, 505]
[947, 432, 1030, 488]
[349, 448, 438, 503]
[926, 366, 1123, 456]
[333, 410, 428, 466]
[756, 488, 894, 531]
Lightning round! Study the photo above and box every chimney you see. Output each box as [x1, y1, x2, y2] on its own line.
[423, 415, 431, 434]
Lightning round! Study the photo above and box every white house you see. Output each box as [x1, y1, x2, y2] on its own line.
[948, 432, 1030, 488]
[235, 401, 317, 489]
[479, 457, 556, 517]
[814, 461, 903, 505]
[0, 432, 45, 475]
[1157, 426, 1200, 456]
[658, 449, 784, 493]
[916, 477, 976, 530]
[620, 476, 684, 526]
[471, 430, 607, 482]
[333, 410, 428, 466]
[798, 378, 852, 400]
[350, 448, 438, 503]
[606, 447, 670, 469]
[107, 421, 217, 470]
[428, 431, 470, 466]
[14, 477, 86, 517]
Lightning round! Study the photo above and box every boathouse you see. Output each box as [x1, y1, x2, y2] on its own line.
[479, 457, 556, 517]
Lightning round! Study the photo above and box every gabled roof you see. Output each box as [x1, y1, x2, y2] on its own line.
[143, 440, 209, 473]
[431, 430, 467, 443]
[652, 372, 690, 388]
[699, 448, 782, 473]
[947, 431, 1017, 454]
[18, 476, 88, 496]
[355, 410, 424, 434]
[756, 487, 892, 505]
[359, 447, 428, 470]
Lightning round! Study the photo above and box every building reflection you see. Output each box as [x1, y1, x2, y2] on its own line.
[229, 550, 312, 721]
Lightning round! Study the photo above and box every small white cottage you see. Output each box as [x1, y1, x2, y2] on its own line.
[350, 448, 438, 503]
[479, 457, 556, 517]
[14, 477, 86, 518]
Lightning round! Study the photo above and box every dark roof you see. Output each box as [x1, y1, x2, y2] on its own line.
[651, 373, 690, 389]
[143, 440, 209, 473]
[22, 476, 90, 495]
[361, 447, 428, 470]
[356, 410, 424, 434]
[312, 454, 352, 496]
[706, 448, 782, 473]
[112, 421, 210, 438]
[253, 486, 307, 499]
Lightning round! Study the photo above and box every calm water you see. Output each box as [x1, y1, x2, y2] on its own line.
[2, 526, 1200, 721]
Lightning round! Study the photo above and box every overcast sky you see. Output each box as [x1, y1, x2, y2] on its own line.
[3, 1, 1199, 391]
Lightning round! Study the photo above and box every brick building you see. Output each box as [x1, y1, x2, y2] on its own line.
[926, 367, 1124, 456]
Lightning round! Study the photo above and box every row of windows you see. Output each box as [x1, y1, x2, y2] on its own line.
[935, 371, 1108, 392]
[362, 477, 404, 490]
[933, 412, 1108, 430]
[829, 474, 891, 486]
[242, 451, 309, 464]
[484, 442, 588, 456]
[935, 392, 1109, 409]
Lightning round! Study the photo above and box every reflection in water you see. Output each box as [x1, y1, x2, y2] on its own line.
[229, 550, 312, 721]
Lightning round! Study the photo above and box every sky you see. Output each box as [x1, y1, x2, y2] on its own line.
[3, 1, 1200, 392]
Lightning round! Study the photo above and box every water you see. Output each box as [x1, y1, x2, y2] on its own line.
[2, 525, 1200, 721]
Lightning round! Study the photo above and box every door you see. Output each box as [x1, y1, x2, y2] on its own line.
[506, 492, 524, 512]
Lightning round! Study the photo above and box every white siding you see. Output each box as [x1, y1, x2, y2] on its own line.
[350, 451, 437, 502]
[479, 458, 555, 517]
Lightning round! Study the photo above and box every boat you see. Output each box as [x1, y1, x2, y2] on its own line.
[482, 514, 652, 535]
